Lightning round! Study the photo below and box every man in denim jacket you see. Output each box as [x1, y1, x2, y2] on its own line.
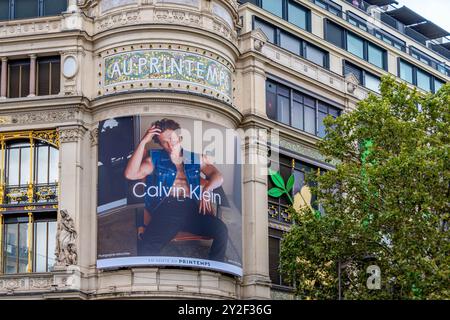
[124, 118, 228, 261]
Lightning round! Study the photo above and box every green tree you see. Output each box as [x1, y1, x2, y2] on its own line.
[279, 77, 450, 300]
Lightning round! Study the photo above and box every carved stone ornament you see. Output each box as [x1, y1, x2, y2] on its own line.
[55, 209, 78, 267]
[58, 126, 87, 143]
[4, 110, 77, 125]
[90, 127, 99, 147]
[345, 73, 360, 94]
[252, 29, 268, 52]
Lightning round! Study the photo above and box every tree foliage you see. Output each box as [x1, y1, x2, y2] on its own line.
[280, 77, 450, 299]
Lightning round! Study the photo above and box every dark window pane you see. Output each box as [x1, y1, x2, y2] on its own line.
[38, 60, 50, 96]
[277, 95, 290, 125]
[0, 0, 9, 20]
[44, 0, 67, 16]
[306, 44, 326, 67]
[292, 101, 304, 130]
[254, 19, 275, 43]
[8, 64, 20, 98]
[280, 32, 301, 55]
[51, 60, 60, 94]
[20, 64, 30, 97]
[304, 105, 315, 135]
[325, 20, 344, 48]
[344, 61, 363, 85]
[14, 0, 38, 19]
[262, 0, 283, 18]
[266, 82, 277, 120]
[329, 106, 340, 118]
[269, 236, 280, 285]
[288, 1, 308, 30]
[304, 96, 315, 107]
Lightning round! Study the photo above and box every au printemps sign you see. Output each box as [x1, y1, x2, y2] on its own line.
[103, 49, 232, 100]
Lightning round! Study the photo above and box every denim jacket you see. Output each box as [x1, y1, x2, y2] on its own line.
[144, 149, 201, 212]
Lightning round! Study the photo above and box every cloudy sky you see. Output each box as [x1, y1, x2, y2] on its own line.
[396, 0, 450, 33]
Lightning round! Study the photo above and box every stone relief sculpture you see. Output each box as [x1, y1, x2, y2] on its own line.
[55, 209, 78, 267]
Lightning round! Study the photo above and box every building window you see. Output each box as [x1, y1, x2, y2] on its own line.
[247, 0, 311, 32]
[254, 17, 329, 68]
[311, 0, 342, 17]
[37, 57, 60, 96]
[398, 59, 445, 93]
[367, 43, 384, 69]
[347, 11, 367, 32]
[288, 1, 308, 30]
[8, 59, 30, 98]
[409, 47, 450, 77]
[266, 79, 341, 137]
[325, 19, 345, 48]
[2, 137, 59, 205]
[399, 59, 413, 84]
[0, 0, 67, 21]
[347, 32, 364, 59]
[261, 0, 282, 18]
[344, 61, 381, 93]
[33, 215, 57, 272]
[305, 43, 328, 67]
[325, 20, 387, 70]
[2, 213, 57, 274]
[269, 228, 291, 287]
[374, 30, 406, 52]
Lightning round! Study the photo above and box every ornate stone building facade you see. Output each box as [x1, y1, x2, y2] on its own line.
[0, 0, 448, 299]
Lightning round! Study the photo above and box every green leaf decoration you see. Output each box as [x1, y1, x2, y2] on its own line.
[270, 171, 285, 189]
[314, 210, 322, 220]
[268, 187, 285, 197]
[286, 174, 295, 192]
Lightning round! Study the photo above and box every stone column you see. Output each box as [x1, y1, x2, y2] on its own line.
[1, 57, 7, 98]
[28, 54, 37, 97]
[57, 126, 87, 267]
[240, 124, 272, 299]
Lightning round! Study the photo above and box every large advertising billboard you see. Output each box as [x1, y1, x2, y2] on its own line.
[96, 116, 242, 276]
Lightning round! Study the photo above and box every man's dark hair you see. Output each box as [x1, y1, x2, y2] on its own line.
[151, 118, 181, 144]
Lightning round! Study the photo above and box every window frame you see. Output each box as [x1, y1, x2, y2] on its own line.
[0, 0, 68, 21]
[343, 60, 381, 93]
[397, 58, 446, 93]
[265, 78, 342, 137]
[324, 19, 388, 71]
[253, 16, 329, 69]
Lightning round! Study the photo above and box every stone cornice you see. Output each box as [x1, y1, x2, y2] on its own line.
[90, 91, 243, 127]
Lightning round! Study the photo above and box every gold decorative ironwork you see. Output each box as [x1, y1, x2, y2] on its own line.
[24, 206, 36, 211]
[0, 129, 59, 148]
[27, 212, 33, 273]
[6, 187, 27, 203]
[0, 214, 3, 273]
[35, 184, 58, 202]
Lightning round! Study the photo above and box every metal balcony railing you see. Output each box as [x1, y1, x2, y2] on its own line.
[2, 183, 58, 205]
